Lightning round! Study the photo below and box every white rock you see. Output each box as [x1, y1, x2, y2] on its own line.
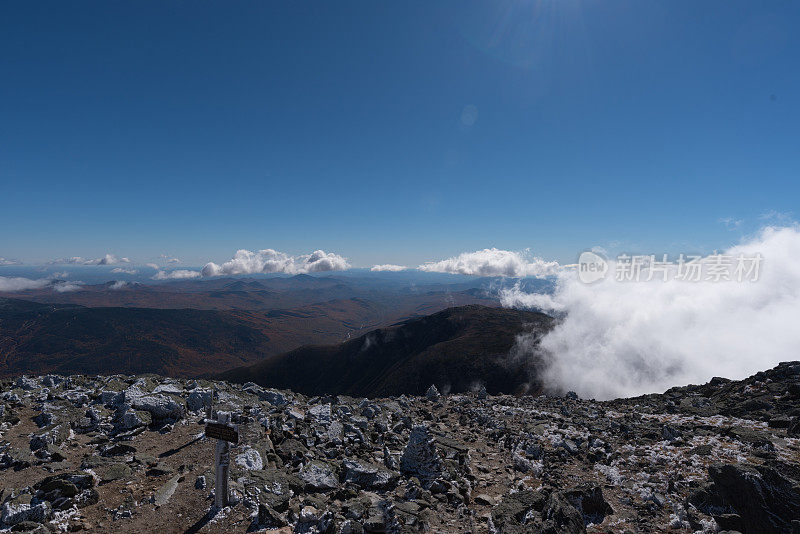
[235, 448, 263, 470]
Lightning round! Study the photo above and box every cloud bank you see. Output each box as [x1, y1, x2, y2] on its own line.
[0, 276, 51, 292]
[0, 276, 83, 293]
[501, 225, 800, 400]
[371, 264, 408, 272]
[152, 269, 202, 280]
[111, 268, 138, 275]
[50, 254, 130, 265]
[0, 258, 21, 266]
[201, 249, 350, 277]
[419, 248, 560, 278]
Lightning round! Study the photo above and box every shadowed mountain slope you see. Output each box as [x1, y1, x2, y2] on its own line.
[219, 304, 554, 397]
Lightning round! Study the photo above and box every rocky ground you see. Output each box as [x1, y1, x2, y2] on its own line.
[1, 363, 799, 534]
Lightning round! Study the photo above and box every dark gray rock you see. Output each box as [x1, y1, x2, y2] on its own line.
[342, 459, 399, 490]
[708, 463, 800, 534]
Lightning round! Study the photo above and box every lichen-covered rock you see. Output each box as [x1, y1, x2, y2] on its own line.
[308, 403, 332, 425]
[235, 448, 263, 470]
[1, 496, 52, 527]
[242, 383, 287, 406]
[116, 406, 152, 431]
[400, 425, 442, 485]
[130, 394, 184, 420]
[186, 390, 212, 412]
[29, 423, 70, 451]
[300, 460, 339, 491]
[101, 463, 133, 483]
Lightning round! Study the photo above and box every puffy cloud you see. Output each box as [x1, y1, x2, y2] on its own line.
[0, 257, 21, 266]
[419, 248, 560, 278]
[201, 249, 350, 277]
[152, 269, 202, 280]
[50, 254, 130, 265]
[371, 264, 408, 272]
[109, 281, 128, 290]
[0, 276, 51, 292]
[53, 281, 83, 293]
[146, 263, 160, 270]
[111, 268, 138, 275]
[501, 225, 800, 400]
[160, 254, 181, 264]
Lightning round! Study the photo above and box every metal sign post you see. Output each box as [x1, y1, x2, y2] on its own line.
[205, 388, 213, 420]
[207, 411, 238, 508]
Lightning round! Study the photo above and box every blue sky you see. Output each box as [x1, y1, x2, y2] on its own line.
[1, 0, 798, 268]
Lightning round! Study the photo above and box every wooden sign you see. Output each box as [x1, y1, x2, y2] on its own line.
[206, 421, 238, 444]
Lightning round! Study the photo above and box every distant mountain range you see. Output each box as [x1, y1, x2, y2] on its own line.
[219, 304, 554, 397]
[0, 273, 552, 310]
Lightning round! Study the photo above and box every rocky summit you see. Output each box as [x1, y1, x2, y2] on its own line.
[1, 363, 799, 534]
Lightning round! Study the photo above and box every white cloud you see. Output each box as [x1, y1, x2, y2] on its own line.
[111, 267, 138, 275]
[110, 281, 128, 290]
[371, 264, 408, 272]
[0, 276, 51, 292]
[50, 253, 130, 266]
[501, 225, 800, 400]
[152, 269, 202, 280]
[146, 263, 160, 270]
[201, 249, 350, 277]
[0, 275, 84, 293]
[47, 272, 69, 279]
[49, 257, 84, 265]
[53, 281, 83, 293]
[167, 257, 181, 264]
[0, 257, 21, 266]
[419, 248, 559, 278]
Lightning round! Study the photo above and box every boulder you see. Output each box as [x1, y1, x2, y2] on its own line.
[1, 497, 51, 527]
[100, 463, 132, 483]
[425, 385, 441, 401]
[400, 425, 443, 486]
[235, 448, 263, 470]
[186, 390, 212, 412]
[708, 463, 800, 534]
[342, 459, 398, 490]
[490, 490, 548, 534]
[116, 407, 151, 431]
[242, 383, 287, 406]
[29, 423, 70, 451]
[300, 460, 339, 491]
[130, 394, 184, 421]
[308, 404, 332, 426]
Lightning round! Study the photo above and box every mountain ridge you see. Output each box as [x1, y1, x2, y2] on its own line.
[219, 304, 554, 397]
